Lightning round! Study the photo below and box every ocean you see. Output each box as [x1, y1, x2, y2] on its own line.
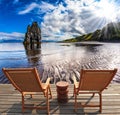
[0, 42, 120, 83]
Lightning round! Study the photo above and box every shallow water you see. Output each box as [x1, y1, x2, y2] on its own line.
[0, 42, 120, 83]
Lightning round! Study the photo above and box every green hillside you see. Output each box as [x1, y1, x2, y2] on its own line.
[63, 22, 120, 42]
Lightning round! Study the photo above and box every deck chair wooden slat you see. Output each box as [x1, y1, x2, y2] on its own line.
[2, 67, 52, 115]
[73, 68, 117, 113]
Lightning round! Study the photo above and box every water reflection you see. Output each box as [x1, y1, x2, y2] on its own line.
[0, 42, 120, 83]
[74, 42, 103, 53]
[85, 46, 101, 53]
[24, 43, 42, 65]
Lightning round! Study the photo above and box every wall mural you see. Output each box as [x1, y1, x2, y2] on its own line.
[0, 0, 120, 84]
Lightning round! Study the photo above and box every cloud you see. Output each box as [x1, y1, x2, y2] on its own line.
[18, 2, 39, 15]
[16, 0, 120, 41]
[0, 32, 24, 42]
[38, 1, 56, 13]
[41, 0, 90, 40]
[18, 1, 56, 15]
[40, 0, 120, 41]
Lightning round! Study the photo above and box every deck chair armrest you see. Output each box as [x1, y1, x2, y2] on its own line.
[45, 77, 51, 86]
[72, 76, 78, 88]
[72, 76, 77, 83]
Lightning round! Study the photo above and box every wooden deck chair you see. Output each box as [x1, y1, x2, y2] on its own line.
[72, 68, 117, 113]
[2, 67, 52, 115]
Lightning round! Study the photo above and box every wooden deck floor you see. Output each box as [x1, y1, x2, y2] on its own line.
[0, 83, 120, 115]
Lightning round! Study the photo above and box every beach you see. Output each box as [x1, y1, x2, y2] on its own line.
[0, 42, 120, 84]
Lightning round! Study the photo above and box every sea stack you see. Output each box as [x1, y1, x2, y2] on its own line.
[24, 22, 41, 44]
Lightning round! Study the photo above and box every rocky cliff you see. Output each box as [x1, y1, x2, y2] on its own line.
[63, 22, 120, 42]
[24, 22, 41, 44]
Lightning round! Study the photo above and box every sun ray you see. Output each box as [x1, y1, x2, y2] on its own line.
[94, 0, 118, 22]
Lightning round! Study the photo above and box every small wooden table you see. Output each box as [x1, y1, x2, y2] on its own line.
[56, 81, 69, 103]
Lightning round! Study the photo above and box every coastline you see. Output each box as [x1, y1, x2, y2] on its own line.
[0, 42, 120, 84]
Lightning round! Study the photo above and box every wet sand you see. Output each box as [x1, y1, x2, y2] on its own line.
[39, 57, 120, 84]
[38, 42, 120, 84]
[0, 42, 120, 84]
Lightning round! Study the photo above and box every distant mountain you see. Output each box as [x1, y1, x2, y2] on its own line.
[63, 22, 120, 42]
[0, 39, 23, 43]
[0, 39, 57, 43]
[41, 40, 57, 42]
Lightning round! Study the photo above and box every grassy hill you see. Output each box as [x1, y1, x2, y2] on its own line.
[63, 22, 120, 42]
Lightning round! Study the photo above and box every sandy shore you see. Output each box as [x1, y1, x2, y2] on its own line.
[38, 53, 120, 84]
[1, 42, 120, 84]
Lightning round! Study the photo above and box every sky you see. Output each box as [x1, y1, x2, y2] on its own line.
[0, 0, 120, 42]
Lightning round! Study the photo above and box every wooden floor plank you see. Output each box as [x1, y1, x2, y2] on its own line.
[0, 83, 120, 114]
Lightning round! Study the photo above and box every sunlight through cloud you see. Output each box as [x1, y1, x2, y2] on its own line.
[1, 0, 120, 41]
[94, 0, 118, 22]
[40, 0, 120, 40]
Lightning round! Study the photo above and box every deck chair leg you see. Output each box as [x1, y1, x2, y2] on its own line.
[30, 94, 33, 98]
[46, 88, 50, 115]
[99, 93, 102, 113]
[73, 86, 75, 97]
[74, 92, 77, 112]
[22, 94, 25, 113]
[48, 85, 52, 99]
[92, 93, 95, 97]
